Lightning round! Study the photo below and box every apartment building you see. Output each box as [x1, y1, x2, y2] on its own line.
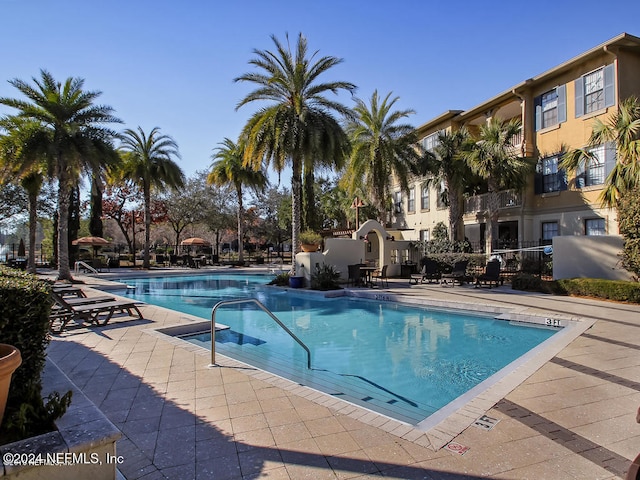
[393, 32, 640, 251]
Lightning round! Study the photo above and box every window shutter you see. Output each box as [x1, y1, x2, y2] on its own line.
[534, 95, 542, 130]
[604, 141, 617, 176]
[604, 64, 615, 108]
[559, 169, 568, 191]
[557, 85, 567, 124]
[575, 78, 584, 117]
[575, 160, 586, 188]
[534, 172, 543, 194]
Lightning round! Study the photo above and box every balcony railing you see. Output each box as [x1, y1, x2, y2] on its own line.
[464, 190, 521, 214]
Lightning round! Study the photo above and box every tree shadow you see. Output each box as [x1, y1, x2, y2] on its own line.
[47, 338, 485, 480]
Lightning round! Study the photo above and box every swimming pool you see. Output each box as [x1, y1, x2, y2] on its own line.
[116, 273, 559, 424]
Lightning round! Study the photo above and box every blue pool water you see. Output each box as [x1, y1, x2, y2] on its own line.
[116, 273, 557, 424]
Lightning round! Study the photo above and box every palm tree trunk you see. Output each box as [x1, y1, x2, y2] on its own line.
[27, 189, 37, 274]
[57, 179, 72, 281]
[291, 159, 302, 273]
[236, 185, 244, 263]
[486, 179, 500, 254]
[143, 184, 151, 269]
[448, 189, 464, 242]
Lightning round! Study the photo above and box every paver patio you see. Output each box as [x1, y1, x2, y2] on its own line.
[44, 269, 640, 479]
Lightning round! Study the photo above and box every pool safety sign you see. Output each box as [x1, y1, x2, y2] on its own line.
[445, 441, 470, 455]
[473, 414, 500, 430]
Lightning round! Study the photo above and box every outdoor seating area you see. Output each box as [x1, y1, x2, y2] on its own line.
[475, 260, 503, 288]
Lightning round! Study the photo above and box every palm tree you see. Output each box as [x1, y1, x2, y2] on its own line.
[0, 118, 46, 273]
[208, 138, 268, 263]
[343, 90, 420, 224]
[561, 96, 640, 207]
[464, 117, 534, 253]
[419, 128, 473, 242]
[118, 126, 185, 269]
[235, 33, 355, 268]
[0, 70, 120, 280]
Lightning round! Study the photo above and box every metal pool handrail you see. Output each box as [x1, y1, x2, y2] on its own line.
[210, 298, 311, 369]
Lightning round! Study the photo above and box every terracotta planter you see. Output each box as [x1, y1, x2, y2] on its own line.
[0, 344, 21, 425]
[300, 243, 319, 252]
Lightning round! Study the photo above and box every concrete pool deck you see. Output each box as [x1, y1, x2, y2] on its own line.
[44, 268, 640, 479]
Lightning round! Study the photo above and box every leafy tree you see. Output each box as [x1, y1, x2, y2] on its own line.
[162, 172, 210, 248]
[561, 96, 640, 207]
[252, 185, 290, 254]
[617, 188, 640, 278]
[0, 70, 120, 280]
[236, 33, 355, 270]
[343, 90, 420, 225]
[0, 117, 46, 272]
[208, 138, 267, 263]
[463, 117, 534, 252]
[118, 126, 185, 269]
[419, 128, 474, 241]
[102, 181, 144, 264]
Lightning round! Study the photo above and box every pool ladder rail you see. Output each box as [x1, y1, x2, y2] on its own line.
[209, 298, 312, 369]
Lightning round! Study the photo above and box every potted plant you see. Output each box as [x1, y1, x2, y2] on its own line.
[0, 344, 21, 425]
[299, 230, 322, 252]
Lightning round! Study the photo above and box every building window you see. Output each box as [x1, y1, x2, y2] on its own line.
[542, 90, 558, 127]
[408, 188, 415, 212]
[420, 229, 430, 242]
[585, 218, 606, 236]
[535, 155, 567, 194]
[394, 191, 402, 214]
[584, 69, 604, 114]
[421, 185, 430, 210]
[575, 65, 614, 117]
[420, 131, 440, 152]
[576, 144, 606, 187]
[542, 221, 559, 241]
[535, 85, 566, 130]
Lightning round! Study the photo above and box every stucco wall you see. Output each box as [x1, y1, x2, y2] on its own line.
[552, 235, 632, 281]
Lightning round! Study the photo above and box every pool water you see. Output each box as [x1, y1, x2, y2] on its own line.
[117, 273, 557, 424]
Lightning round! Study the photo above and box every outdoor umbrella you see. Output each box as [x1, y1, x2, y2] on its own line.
[72, 236, 111, 258]
[180, 237, 211, 246]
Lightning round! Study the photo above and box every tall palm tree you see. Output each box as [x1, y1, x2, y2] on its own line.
[0, 70, 120, 280]
[419, 128, 473, 242]
[208, 138, 268, 263]
[235, 33, 355, 269]
[464, 117, 534, 253]
[118, 126, 185, 269]
[0, 118, 46, 273]
[343, 90, 420, 224]
[561, 96, 640, 207]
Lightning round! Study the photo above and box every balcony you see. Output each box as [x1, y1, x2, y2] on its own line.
[464, 190, 522, 214]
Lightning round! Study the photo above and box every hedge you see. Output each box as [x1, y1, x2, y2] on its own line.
[511, 273, 640, 303]
[0, 266, 71, 444]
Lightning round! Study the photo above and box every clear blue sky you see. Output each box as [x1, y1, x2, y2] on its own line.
[2, 0, 640, 182]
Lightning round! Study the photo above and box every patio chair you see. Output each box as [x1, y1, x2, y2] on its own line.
[475, 260, 502, 288]
[49, 291, 144, 333]
[440, 260, 469, 287]
[347, 264, 362, 287]
[409, 264, 425, 285]
[421, 259, 442, 284]
[372, 265, 389, 288]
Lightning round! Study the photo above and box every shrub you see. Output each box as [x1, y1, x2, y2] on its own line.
[0, 267, 72, 444]
[556, 278, 640, 303]
[617, 188, 640, 278]
[299, 230, 322, 245]
[310, 263, 341, 291]
[268, 272, 290, 286]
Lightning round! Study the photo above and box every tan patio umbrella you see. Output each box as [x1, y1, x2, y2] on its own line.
[180, 237, 211, 246]
[72, 236, 111, 246]
[72, 236, 111, 258]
